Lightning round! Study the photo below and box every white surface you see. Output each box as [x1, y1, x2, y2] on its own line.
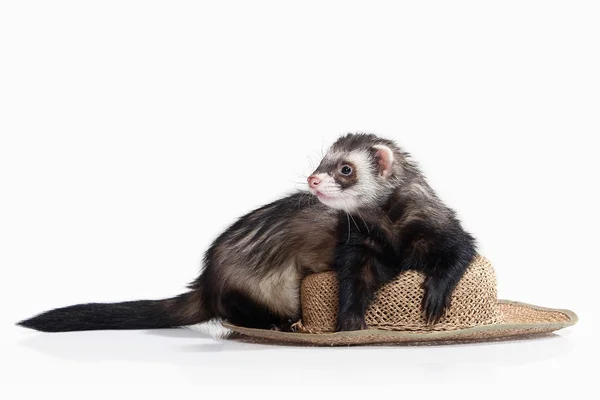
[0, 1, 598, 397]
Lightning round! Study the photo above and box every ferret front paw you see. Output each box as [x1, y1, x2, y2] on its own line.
[422, 286, 450, 325]
[336, 313, 368, 331]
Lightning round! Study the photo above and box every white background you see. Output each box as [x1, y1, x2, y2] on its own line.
[1, 0, 598, 397]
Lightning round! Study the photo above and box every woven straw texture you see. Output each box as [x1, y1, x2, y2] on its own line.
[223, 301, 576, 346]
[299, 254, 501, 333]
[222, 254, 578, 346]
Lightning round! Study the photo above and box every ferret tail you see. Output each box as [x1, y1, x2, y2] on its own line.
[17, 289, 209, 332]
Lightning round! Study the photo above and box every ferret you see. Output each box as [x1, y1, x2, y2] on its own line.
[18, 133, 475, 333]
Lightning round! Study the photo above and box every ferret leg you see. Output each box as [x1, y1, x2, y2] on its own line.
[421, 272, 456, 324]
[421, 254, 471, 324]
[222, 291, 289, 329]
[334, 247, 394, 331]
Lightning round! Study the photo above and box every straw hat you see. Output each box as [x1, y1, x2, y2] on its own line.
[224, 255, 577, 346]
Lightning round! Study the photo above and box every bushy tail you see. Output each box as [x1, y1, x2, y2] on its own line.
[17, 290, 208, 332]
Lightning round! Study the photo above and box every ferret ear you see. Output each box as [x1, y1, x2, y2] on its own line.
[372, 145, 394, 178]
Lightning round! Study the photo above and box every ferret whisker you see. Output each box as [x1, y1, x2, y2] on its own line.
[307, 156, 316, 171]
[344, 202, 361, 233]
[354, 207, 370, 234]
[344, 209, 351, 244]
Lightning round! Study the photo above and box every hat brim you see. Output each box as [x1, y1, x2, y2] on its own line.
[222, 300, 578, 346]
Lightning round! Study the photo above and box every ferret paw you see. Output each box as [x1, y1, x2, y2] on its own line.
[269, 319, 296, 332]
[336, 313, 368, 331]
[422, 288, 449, 325]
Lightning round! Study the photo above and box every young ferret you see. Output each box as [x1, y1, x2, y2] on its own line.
[18, 133, 475, 332]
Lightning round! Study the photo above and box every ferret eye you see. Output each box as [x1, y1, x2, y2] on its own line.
[340, 165, 353, 176]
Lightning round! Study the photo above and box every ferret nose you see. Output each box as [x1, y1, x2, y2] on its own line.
[307, 175, 321, 188]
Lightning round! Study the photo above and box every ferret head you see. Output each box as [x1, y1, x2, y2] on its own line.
[307, 133, 402, 212]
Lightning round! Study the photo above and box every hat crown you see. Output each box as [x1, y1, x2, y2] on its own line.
[300, 254, 501, 333]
